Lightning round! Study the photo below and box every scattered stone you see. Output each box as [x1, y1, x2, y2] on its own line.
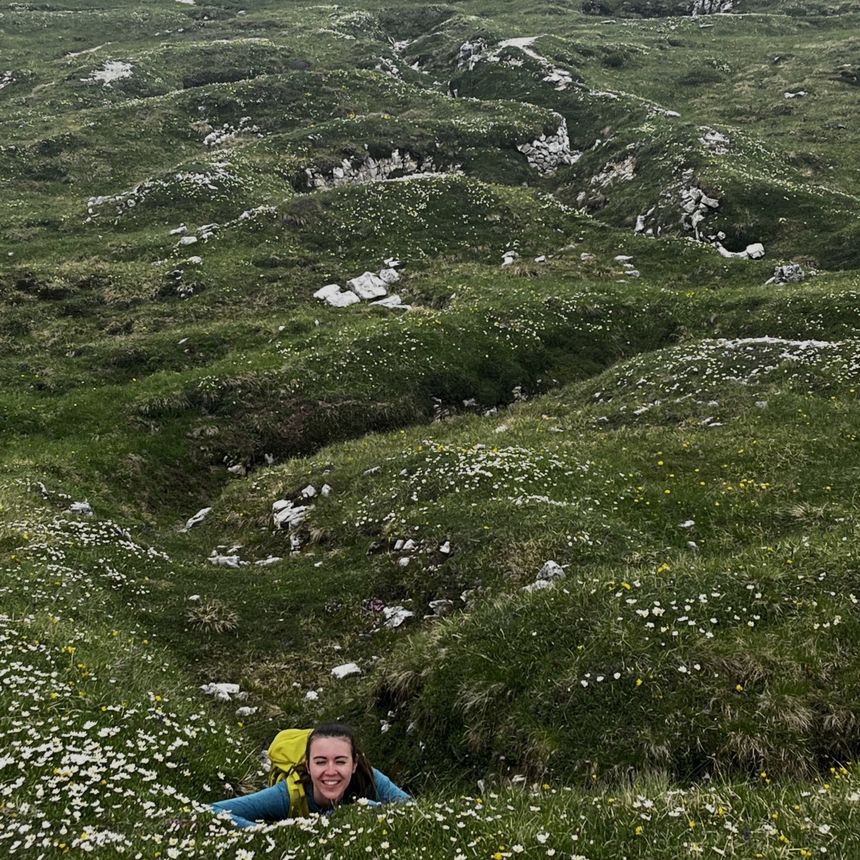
[227, 464, 246, 477]
[383, 606, 415, 628]
[331, 662, 361, 679]
[766, 262, 805, 284]
[378, 268, 401, 285]
[429, 599, 454, 617]
[182, 507, 212, 532]
[371, 294, 410, 310]
[700, 129, 730, 153]
[537, 560, 565, 581]
[713, 241, 766, 260]
[364, 466, 381, 476]
[200, 682, 240, 701]
[534, 255, 546, 263]
[178, 235, 198, 246]
[301, 485, 316, 498]
[67, 501, 93, 516]
[86, 60, 133, 85]
[169, 225, 188, 235]
[305, 690, 320, 701]
[398, 557, 411, 567]
[347, 272, 388, 300]
[502, 250, 519, 267]
[272, 499, 309, 529]
[235, 706, 258, 717]
[314, 283, 361, 308]
[784, 90, 808, 99]
[254, 556, 283, 567]
[321, 484, 332, 496]
[208, 553, 244, 568]
[591, 154, 636, 188]
[523, 578, 555, 593]
[614, 255, 633, 262]
[679, 520, 695, 529]
[439, 541, 451, 555]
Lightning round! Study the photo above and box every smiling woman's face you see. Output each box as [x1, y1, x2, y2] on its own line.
[307, 736, 357, 807]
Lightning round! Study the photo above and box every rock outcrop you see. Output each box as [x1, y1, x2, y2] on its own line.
[692, 0, 733, 16]
[766, 262, 805, 284]
[303, 150, 459, 190]
[517, 117, 581, 175]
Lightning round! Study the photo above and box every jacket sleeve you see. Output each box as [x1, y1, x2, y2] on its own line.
[371, 768, 412, 804]
[211, 781, 291, 828]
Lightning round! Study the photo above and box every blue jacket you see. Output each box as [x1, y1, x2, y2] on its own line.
[212, 768, 410, 828]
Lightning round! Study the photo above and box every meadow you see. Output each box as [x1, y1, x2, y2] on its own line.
[1, 0, 858, 856]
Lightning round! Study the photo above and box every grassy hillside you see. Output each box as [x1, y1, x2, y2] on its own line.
[1, 0, 859, 857]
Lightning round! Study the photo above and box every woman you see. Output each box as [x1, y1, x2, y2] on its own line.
[212, 723, 410, 828]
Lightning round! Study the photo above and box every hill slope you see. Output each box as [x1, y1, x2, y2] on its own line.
[1, 0, 859, 857]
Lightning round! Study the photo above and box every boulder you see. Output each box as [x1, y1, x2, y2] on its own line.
[313, 284, 361, 308]
[378, 268, 401, 285]
[383, 606, 415, 628]
[768, 262, 805, 284]
[200, 682, 240, 701]
[347, 272, 388, 300]
[537, 560, 565, 581]
[272, 499, 310, 529]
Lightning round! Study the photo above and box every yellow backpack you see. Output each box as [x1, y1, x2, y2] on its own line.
[267, 728, 313, 817]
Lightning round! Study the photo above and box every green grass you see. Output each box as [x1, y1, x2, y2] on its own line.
[1, 0, 859, 856]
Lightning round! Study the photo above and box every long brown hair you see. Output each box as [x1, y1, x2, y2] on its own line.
[295, 723, 377, 804]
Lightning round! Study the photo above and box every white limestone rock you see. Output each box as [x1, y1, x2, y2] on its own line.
[347, 272, 388, 300]
[208, 553, 244, 568]
[429, 599, 454, 617]
[766, 262, 805, 284]
[378, 268, 401, 285]
[200, 682, 240, 701]
[67, 501, 93, 516]
[523, 578, 555, 593]
[371, 294, 410, 310]
[331, 662, 362, 679]
[272, 499, 310, 529]
[183, 507, 212, 531]
[537, 560, 565, 581]
[383, 606, 415, 628]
